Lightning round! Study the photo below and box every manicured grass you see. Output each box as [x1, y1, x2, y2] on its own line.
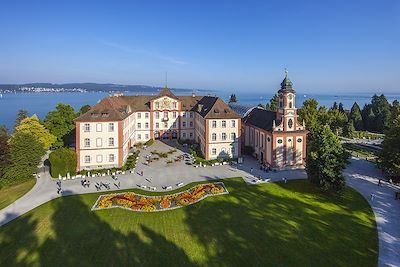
[0, 178, 377, 266]
[0, 179, 36, 210]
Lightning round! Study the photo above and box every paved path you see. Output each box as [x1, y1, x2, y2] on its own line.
[0, 142, 398, 266]
[344, 157, 400, 267]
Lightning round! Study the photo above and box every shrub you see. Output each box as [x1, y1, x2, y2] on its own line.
[49, 148, 77, 178]
[145, 139, 154, 146]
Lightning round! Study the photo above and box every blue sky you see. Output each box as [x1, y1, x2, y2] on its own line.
[0, 0, 399, 93]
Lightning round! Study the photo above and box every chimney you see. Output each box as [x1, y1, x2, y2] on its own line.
[197, 104, 203, 112]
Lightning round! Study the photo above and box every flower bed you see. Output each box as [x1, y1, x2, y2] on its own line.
[91, 182, 228, 212]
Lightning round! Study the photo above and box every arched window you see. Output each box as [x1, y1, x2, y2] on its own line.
[289, 102, 292, 108]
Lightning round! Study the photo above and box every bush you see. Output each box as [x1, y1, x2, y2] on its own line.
[49, 148, 77, 178]
[145, 139, 154, 146]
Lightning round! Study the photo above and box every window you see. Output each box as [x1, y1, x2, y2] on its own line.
[173, 112, 177, 118]
[222, 133, 227, 141]
[231, 133, 236, 140]
[84, 138, 90, 147]
[108, 123, 114, 132]
[182, 112, 186, 118]
[164, 112, 168, 118]
[212, 133, 217, 141]
[164, 122, 168, 128]
[267, 137, 271, 142]
[212, 148, 217, 155]
[189, 112, 193, 118]
[289, 102, 293, 108]
[155, 102, 159, 109]
[137, 123, 141, 129]
[109, 154, 115, 162]
[96, 123, 102, 132]
[183, 132, 186, 138]
[137, 113, 141, 119]
[173, 102, 177, 108]
[277, 139, 283, 144]
[212, 120, 217, 128]
[145, 134, 149, 139]
[96, 138, 102, 147]
[96, 155, 103, 163]
[189, 121, 193, 127]
[137, 134, 141, 140]
[84, 123, 90, 132]
[288, 119, 293, 129]
[145, 112, 149, 119]
[280, 100, 283, 108]
[190, 132, 193, 138]
[231, 120, 236, 128]
[222, 120, 226, 128]
[156, 122, 159, 129]
[109, 137, 114, 146]
[84, 155, 91, 163]
[155, 112, 160, 119]
[145, 122, 149, 129]
[297, 138, 302, 143]
[182, 122, 186, 127]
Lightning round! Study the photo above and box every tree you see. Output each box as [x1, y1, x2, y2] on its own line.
[13, 109, 28, 131]
[0, 125, 10, 178]
[44, 104, 77, 147]
[318, 108, 347, 135]
[348, 102, 363, 131]
[343, 120, 356, 138]
[298, 98, 319, 133]
[370, 94, 391, 133]
[389, 100, 400, 127]
[228, 94, 237, 103]
[306, 125, 348, 192]
[265, 94, 279, 112]
[49, 148, 77, 178]
[338, 102, 345, 113]
[2, 132, 45, 186]
[15, 115, 56, 150]
[79, 104, 91, 114]
[361, 104, 375, 132]
[331, 101, 338, 110]
[378, 116, 400, 177]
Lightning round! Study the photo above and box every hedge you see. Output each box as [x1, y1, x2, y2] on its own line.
[49, 148, 77, 178]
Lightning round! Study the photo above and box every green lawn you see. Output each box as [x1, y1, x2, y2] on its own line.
[0, 178, 377, 267]
[0, 179, 36, 210]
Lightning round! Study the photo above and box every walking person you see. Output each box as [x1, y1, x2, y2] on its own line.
[370, 193, 375, 202]
[378, 179, 382, 186]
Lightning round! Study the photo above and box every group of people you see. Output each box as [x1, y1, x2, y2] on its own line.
[81, 179, 90, 188]
[56, 180, 63, 194]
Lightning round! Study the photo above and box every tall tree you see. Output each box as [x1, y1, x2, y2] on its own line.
[348, 102, 363, 130]
[13, 109, 28, 131]
[378, 116, 400, 177]
[3, 132, 45, 186]
[15, 115, 56, 150]
[44, 104, 77, 147]
[370, 94, 391, 133]
[343, 120, 356, 138]
[389, 100, 400, 127]
[0, 125, 10, 178]
[79, 104, 91, 114]
[331, 101, 338, 110]
[298, 98, 319, 132]
[306, 125, 348, 192]
[361, 104, 375, 132]
[338, 102, 345, 113]
[228, 94, 237, 103]
[265, 94, 279, 112]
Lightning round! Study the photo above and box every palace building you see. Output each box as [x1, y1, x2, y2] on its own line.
[75, 88, 241, 171]
[241, 71, 307, 169]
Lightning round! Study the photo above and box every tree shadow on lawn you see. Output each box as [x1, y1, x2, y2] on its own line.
[183, 179, 378, 267]
[37, 196, 197, 267]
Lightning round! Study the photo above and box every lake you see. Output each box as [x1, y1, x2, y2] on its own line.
[0, 91, 399, 132]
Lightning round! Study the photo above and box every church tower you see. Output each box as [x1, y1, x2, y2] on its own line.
[276, 69, 298, 131]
